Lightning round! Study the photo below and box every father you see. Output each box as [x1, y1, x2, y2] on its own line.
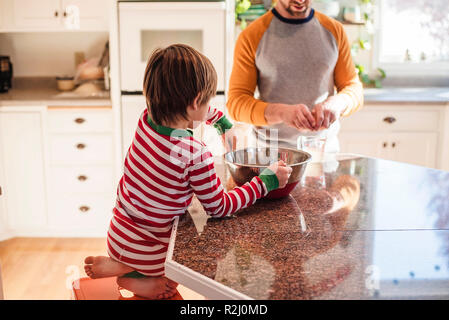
[227, 0, 363, 152]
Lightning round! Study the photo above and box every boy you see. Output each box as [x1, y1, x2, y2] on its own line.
[84, 44, 292, 299]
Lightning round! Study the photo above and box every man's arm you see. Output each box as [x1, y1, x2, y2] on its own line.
[227, 28, 269, 126]
[332, 21, 364, 118]
[312, 12, 364, 129]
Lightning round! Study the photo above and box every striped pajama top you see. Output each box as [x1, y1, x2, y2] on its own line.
[107, 107, 277, 276]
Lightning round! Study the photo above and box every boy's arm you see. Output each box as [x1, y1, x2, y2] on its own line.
[205, 106, 236, 152]
[188, 145, 278, 218]
[205, 106, 233, 135]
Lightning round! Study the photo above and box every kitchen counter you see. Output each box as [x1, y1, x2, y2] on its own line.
[166, 155, 449, 299]
[364, 87, 449, 104]
[0, 77, 111, 107]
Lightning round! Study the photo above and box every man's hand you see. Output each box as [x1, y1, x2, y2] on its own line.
[265, 103, 316, 131]
[311, 95, 347, 131]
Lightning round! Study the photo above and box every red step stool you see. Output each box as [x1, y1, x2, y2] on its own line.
[72, 277, 183, 300]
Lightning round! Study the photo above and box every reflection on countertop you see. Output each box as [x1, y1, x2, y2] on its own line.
[170, 156, 449, 299]
[0, 77, 111, 106]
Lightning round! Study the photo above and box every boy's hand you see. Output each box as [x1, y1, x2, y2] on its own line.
[267, 160, 292, 189]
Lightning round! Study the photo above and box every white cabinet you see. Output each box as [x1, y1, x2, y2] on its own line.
[45, 107, 115, 236]
[1, 0, 109, 31]
[0, 108, 47, 232]
[0, 152, 9, 241]
[386, 132, 438, 167]
[339, 132, 387, 160]
[339, 104, 443, 169]
[339, 131, 438, 168]
[121, 95, 147, 161]
[119, 2, 226, 92]
[61, 0, 109, 30]
[12, 0, 61, 28]
[0, 106, 115, 238]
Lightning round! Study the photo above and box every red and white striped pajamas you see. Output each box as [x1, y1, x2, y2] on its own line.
[107, 107, 270, 276]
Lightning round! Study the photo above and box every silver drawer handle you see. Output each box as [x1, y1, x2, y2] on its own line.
[74, 118, 86, 124]
[383, 116, 396, 124]
[77, 175, 87, 182]
[79, 206, 90, 213]
[76, 143, 86, 150]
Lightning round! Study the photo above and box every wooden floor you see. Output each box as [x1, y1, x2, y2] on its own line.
[0, 237, 204, 300]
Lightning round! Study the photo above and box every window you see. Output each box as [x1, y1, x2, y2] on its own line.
[376, 0, 449, 76]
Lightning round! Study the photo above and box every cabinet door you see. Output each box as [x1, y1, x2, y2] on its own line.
[0, 111, 47, 231]
[12, 0, 61, 28]
[338, 132, 389, 160]
[0, 156, 8, 240]
[119, 2, 226, 92]
[388, 132, 438, 168]
[61, 0, 109, 30]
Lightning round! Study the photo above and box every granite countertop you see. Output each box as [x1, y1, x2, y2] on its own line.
[364, 87, 449, 104]
[167, 155, 449, 300]
[0, 77, 111, 107]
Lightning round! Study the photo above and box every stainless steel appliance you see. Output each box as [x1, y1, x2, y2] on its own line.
[0, 56, 13, 93]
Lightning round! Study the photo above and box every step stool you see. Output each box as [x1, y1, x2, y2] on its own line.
[72, 277, 183, 300]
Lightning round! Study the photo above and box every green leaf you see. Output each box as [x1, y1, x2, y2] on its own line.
[374, 79, 382, 88]
[240, 18, 247, 30]
[361, 73, 371, 84]
[358, 39, 371, 51]
[236, 0, 251, 14]
[377, 68, 387, 78]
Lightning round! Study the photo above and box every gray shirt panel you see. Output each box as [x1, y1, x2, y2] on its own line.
[253, 13, 341, 152]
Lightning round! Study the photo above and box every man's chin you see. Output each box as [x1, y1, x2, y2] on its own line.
[287, 6, 309, 16]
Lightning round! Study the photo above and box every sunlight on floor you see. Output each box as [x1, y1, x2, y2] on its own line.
[0, 237, 204, 300]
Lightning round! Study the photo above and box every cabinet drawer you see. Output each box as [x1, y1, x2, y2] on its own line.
[49, 133, 113, 165]
[47, 109, 113, 133]
[47, 193, 115, 229]
[49, 166, 115, 194]
[340, 109, 440, 132]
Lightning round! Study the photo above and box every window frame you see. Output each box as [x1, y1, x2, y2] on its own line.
[373, 0, 449, 77]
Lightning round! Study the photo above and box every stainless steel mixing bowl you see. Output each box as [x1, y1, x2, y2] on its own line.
[223, 147, 312, 198]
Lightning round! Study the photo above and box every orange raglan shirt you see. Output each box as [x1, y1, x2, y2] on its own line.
[227, 8, 364, 150]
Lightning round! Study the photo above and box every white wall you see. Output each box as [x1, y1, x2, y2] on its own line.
[0, 32, 109, 77]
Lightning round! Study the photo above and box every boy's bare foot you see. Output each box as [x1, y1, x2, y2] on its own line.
[84, 256, 134, 279]
[117, 276, 179, 300]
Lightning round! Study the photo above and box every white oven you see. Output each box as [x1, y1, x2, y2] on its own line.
[118, 1, 226, 93]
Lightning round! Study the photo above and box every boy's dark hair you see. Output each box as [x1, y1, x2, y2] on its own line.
[143, 44, 217, 126]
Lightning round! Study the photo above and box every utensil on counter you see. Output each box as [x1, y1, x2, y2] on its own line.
[224, 147, 311, 199]
[56, 76, 75, 91]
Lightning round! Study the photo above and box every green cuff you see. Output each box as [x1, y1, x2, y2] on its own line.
[121, 271, 147, 278]
[213, 116, 233, 135]
[259, 168, 279, 193]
